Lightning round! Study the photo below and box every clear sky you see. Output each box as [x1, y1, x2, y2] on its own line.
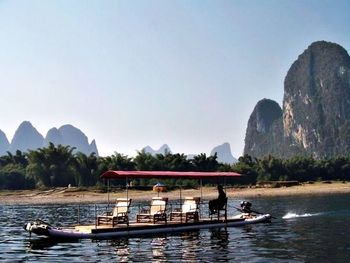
[0, 0, 349, 157]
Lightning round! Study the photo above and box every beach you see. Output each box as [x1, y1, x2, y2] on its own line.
[1, 181, 350, 205]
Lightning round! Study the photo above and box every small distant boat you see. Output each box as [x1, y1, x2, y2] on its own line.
[24, 171, 272, 240]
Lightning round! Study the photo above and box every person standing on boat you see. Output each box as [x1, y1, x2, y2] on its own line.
[209, 185, 227, 215]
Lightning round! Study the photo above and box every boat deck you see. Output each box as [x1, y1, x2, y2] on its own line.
[75, 222, 172, 233]
[74, 216, 245, 234]
[26, 213, 270, 239]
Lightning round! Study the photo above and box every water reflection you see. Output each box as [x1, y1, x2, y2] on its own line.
[210, 228, 229, 248]
[27, 237, 59, 250]
[2, 195, 350, 262]
[151, 237, 167, 262]
[209, 228, 230, 261]
[110, 238, 130, 262]
[180, 231, 200, 262]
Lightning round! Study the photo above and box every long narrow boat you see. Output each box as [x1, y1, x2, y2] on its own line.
[24, 171, 272, 240]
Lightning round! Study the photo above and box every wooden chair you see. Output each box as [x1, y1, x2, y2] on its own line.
[137, 197, 168, 224]
[97, 198, 132, 227]
[170, 197, 200, 223]
[209, 197, 227, 221]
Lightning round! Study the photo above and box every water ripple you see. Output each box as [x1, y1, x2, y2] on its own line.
[1, 195, 350, 262]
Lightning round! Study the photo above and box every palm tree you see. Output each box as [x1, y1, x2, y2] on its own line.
[191, 153, 218, 172]
[106, 152, 136, 171]
[74, 152, 99, 186]
[134, 150, 158, 170]
[26, 143, 76, 187]
[0, 150, 28, 167]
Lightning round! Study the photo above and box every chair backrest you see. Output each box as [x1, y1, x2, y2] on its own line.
[217, 197, 228, 211]
[113, 198, 132, 216]
[182, 197, 200, 213]
[150, 197, 168, 215]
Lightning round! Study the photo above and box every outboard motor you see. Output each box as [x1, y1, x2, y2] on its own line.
[240, 201, 252, 213]
[23, 220, 51, 237]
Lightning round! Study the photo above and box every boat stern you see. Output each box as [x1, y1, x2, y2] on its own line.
[24, 220, 51, 237]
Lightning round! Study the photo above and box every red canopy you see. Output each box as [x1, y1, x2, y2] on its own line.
[100, 170, 241, 179]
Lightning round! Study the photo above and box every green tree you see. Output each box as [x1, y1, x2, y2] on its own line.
[134, 150, 159, 170]
[26, 143, 76, 187]
[191, 153, 218, 172]
[0, 164, 32, 189]
[104, 152, 136, 171]
[0, 150, 28, 167]
[256, 155, 285, 182]
[74, 152, 99, 187]
[153, 152, 193, 171]
[283, 156, 315, 182]
[97, 152, 136, 186]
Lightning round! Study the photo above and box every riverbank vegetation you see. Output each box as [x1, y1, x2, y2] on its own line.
[1, 143, 350, 190]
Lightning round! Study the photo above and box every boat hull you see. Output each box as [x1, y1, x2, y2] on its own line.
[25, 214, 271, 240]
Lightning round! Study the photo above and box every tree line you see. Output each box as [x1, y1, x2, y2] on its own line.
[0, 143, 226, 190]
[233, 154, 350, 184]
[1, 143, 350, 190]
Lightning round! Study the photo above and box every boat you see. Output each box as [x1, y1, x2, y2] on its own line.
[24, 171, 272, 240]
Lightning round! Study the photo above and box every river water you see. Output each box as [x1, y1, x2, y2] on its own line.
[1, 194, 350, 262]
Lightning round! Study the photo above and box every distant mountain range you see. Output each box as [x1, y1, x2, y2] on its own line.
[143, 143, 237, 164]
[1, 121, 237, 163]
[210, 142, 238, 164]
[142, 144, 172, 155]
[0, 121, 98, 156]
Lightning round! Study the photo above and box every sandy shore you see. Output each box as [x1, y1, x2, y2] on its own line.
[1, 181, 350, 205]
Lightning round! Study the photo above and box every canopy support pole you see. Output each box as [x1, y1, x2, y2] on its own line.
[200, 179, 203, 218]
[126, 177, 129, 201]
[179, 183, 183, 223]
[107, 179, 110, 208]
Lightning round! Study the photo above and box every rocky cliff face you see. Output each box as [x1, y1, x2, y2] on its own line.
[9, 121, 44, 153]
[54, 125, 99, 155]
[210, 142, 237, 164]
[244, 99, 283, 158]
[244, 41, 350, 158]
[89, 139, 99, 156]
[44, 128, 64, 146]
[283, 41, 350, 158]
[44, 125, 99, 155]
[0, 130, 10, 155]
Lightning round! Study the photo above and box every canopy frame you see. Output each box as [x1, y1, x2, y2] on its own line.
[101, 170, 241, 180]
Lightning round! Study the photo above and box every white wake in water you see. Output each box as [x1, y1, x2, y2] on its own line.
[282, 212, 320, 219]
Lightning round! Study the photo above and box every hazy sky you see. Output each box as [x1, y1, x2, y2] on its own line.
[0, 0, 349, 157]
